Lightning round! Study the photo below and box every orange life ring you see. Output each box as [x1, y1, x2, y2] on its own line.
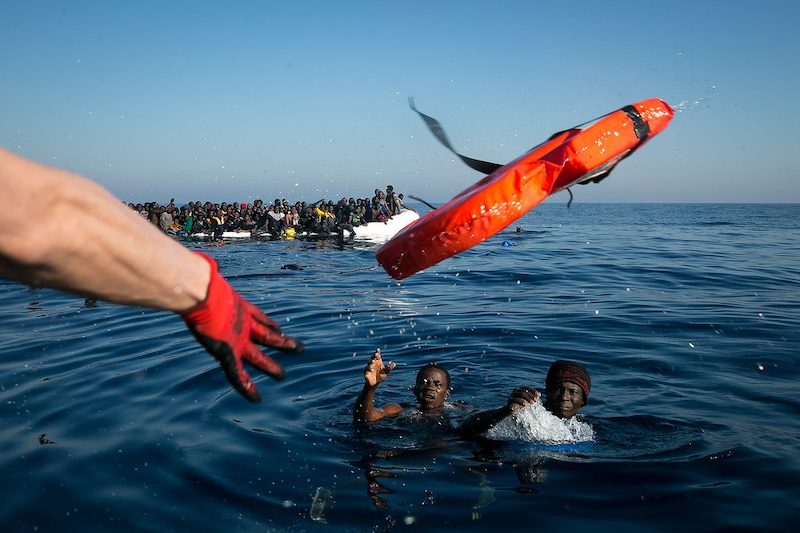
[376, 98, 674, 280]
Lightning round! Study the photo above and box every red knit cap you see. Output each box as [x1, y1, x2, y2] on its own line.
[546, 360, 591, 405]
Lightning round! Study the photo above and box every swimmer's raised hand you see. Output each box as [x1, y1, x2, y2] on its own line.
[181, 252, 304, 402]
[506, 387, 541, 412]
[363, 348, 396, 387]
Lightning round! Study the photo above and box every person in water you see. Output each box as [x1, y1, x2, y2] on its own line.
[353, 348, 451, 423]
[458, 360, 591, 437]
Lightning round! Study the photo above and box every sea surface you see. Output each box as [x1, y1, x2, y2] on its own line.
[1, 203, 798, 532]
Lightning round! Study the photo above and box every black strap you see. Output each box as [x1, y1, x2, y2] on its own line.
[409, 98, 503, 175]
[621, 105, 651, 140]
[408, 195, 437, 210]
[576, 104, 653, 186]
[410, 99, 654, 207]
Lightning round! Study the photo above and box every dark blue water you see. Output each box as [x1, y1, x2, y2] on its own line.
[2, 203, 798, 531]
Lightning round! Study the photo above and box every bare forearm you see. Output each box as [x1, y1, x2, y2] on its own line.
[0, 148, 209, 311]
[354, 384, 378, 423]
[458, 406, 511, 437]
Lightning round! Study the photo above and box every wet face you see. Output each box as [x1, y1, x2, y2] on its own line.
[414, 368, 449, 411]
[545, 380, 584, 419]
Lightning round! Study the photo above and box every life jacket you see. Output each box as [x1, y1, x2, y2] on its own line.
[376, 98, 674, 280]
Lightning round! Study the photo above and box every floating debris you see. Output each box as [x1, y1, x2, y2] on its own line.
[310, 486, 332, 522]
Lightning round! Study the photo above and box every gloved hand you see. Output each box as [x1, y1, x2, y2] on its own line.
[181, 252, 304, 402]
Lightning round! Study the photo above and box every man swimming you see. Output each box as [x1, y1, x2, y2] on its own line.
[458, 360, 591, 437]
[353, 348, 451, 423]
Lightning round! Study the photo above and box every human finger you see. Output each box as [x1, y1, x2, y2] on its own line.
[215, 343, 261, 402]
[242, 298, 282, 330]
[243, 343, 285, 381]
[250, 317, 304, 353]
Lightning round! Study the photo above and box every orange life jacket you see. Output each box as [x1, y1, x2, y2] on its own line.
[376, 98, 674, 280]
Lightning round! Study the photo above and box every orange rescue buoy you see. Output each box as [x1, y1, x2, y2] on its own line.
[376, 98, 674, 280]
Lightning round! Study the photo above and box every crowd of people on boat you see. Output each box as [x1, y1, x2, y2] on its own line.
[127, 185, 410, 239]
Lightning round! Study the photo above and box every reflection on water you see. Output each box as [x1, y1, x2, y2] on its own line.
[1, 204, 799, 530]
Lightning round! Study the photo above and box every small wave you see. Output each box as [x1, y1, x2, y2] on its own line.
[486, 403, 594, 444]
[697, 221, 735, 227]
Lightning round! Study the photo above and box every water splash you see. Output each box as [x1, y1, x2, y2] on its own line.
[673, 85, 717, 113]
[486, 402, 595, 444]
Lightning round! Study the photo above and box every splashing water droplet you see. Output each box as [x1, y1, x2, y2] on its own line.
[486, 402, 594, 444]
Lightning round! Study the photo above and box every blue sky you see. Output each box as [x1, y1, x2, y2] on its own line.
[2, 0, 798, 203]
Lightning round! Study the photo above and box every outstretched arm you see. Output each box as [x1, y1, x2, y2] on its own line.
[0, 148, 211, 309]
[458, 387, 540, 437]
[0, 148, 303, 402]
[353, 349, 402, 423]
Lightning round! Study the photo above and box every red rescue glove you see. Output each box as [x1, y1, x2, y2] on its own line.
[180, 252, 304, 402]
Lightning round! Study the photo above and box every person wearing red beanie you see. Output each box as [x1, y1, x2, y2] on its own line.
[544, 360, 591, 418]
[458, 360, 591, 438]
